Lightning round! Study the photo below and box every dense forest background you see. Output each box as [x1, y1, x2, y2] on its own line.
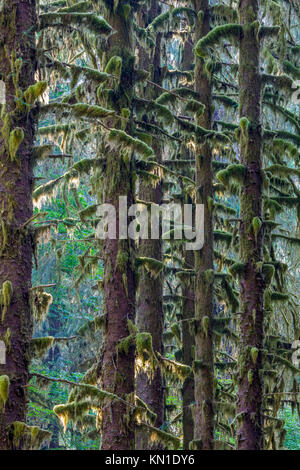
[0, 0, 299, 451]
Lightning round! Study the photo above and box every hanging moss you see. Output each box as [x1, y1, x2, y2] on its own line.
[9, 421, 51, 450]
[185, 98, 205, 118]
[1, 280, 13, 323]
[216, 164, 245, 187]
[39, 12, 113, 36]
[147, 11, 170, 33]
[262, 264, 275, 286]
[270, 292, 289, 302]
[30, 288, 53, 323]
[136, 257, 164, 279]
[30, 337, 54, 359]
[139, 423, 180, 450]
[108, 129, 153, 158]
[8, 127, 24, 161]
[78, 314, 106, 337]
[250, 347, 259, 365]
[135, 332, 158, 377]
[159, 355, 192, 383]
[283, 60, 300, 79]
[195, 24, 242, 58]
[252, 216, 262, 242]
[24, 81, 47, 105]
[229, 262, 245, 279]
[57, 1, 92, 13]
[72, 103, 116, 119]
[0, 375, 10, 411]
[214, 230, 232, 246]
[135, 97, 174, 127]
[33, 144, 53, 162]
[211, 4, 238, 23]
[213, 94, 238, 108]
[134, 395, 157, 425]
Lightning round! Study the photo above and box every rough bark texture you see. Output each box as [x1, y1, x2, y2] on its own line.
[180, 37, 195, 451]
[135, 1, 164, 450]
[182, 249, 195, 449]
[0, 0, 36, 450]
[99, 9, 136, 451]
[193, 0, 215, 450]
[237, 0, 264, 450]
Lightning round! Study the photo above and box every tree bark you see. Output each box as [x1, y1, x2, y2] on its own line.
[98, 9, 136, 451]
[0, 0, 36, 450]
[135, 1, 164, 450]
[182, 249, 195, 449]
[193, 0, 215, 450]
[237, 0, 264, 450]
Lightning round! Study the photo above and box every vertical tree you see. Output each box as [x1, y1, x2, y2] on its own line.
[235, 0, 265, 450]
[96, 2, 136, 451]
[193, 0, 215, 450]
[135, 0, 165, 450]
[0, 0, 38, 449]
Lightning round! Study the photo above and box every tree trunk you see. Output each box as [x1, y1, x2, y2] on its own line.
[98, 9, 136, 451]
[193, 0, 215, 450]
[180, 36, 195, 451]
[182, 249, 195, 449]
[135, 2, 164, 450]
[237, 0, 264, 450]
[0, 0, 36, 450]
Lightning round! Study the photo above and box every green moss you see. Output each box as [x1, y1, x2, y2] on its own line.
[195, 24, 242, 58]
[262, 264, 275, 286]
[8, 127, 24, 161]
[108, 129, 153, 158]
[140, 423, 180, 450]
[250, 347, 259, 365]
[105, 55, 122, 77]
[202, 316, 209, 337]
[270, 292, 289, 302]
[31, 336, 54, 359]
[1, 280, 13, 323]
[160, 356, 192, 383]
[136, 257, 164, 279]
[248, 369, 253, 385]
[39, 12, 113, 36]
[0, 375, 10, 410]
[72, 103, 115, 119]
[252, 216, 262, 242]
[24, 81, 47, 105]
[229, 262, 245, 279]
[9, 421, 51, 450]
[283, 60, 300, 79]
[78, 314, 106, 337]
[216, 164, 245, 187]
[185, 99, 205, 117]
[147, 11, 170, 33]
[30, 288, 53, 323]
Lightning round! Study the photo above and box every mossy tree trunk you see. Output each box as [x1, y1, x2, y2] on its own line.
[236, 0, 264, 450]
[182, 248, 195, 449]
[135, 1, 164, 450]
[98, 8, 136, 451]
[181, 37, 195, 451]
[0, 0, 36, 450]
[193, 0, 215, 450]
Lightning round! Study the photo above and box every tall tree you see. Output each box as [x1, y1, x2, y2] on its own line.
[193, 0, 215, 450]
[0, 0, 38, 449]
[236, 0, 265, 449]
[96, 2, 137, 450]
[135, 0, 165, 450]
